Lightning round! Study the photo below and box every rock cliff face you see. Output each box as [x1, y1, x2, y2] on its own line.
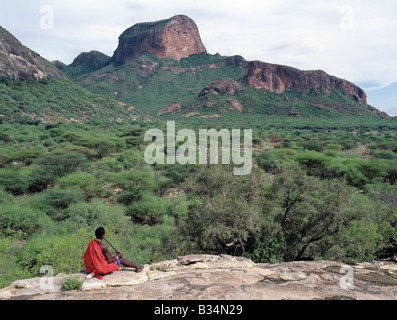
[113, 15, 207, 63]
[0, 26, 65, 81]
[246, 60, 367, 104]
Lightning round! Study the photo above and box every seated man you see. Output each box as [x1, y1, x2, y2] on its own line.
[84, 227, 144, 280]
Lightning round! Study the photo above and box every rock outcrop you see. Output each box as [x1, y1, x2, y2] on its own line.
[246, 60, 367, 104]
[70, 50, 111, 70]
[113, 15, 207, 63]
[1, 255, 396, 300]
[0, 26, 65, 81]
[51, 60, 67, 71]
[198, 79, 245, 98]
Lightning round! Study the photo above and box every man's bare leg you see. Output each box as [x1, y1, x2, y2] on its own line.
[120, 258, 144, 272]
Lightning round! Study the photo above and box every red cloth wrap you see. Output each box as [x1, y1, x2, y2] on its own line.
[84, 240, 119, 280]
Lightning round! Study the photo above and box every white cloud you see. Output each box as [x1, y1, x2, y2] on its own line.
[1, 0, 396, 114]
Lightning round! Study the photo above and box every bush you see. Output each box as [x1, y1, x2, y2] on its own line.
[77, 137, 116, 159]
[0, 202, 52, 238]
[181, 165, 267, 254]
[62, 199, 127, 231]
[325, 220, 382, 262]
[0, 168, 29, 195]
[256, 151, 278, 173]
[10, 150, 45, 165]
[127, 193, 170, 225]
[61, 275, 84, 292]
[17, 229, 92, 276]
[35, 150, 87, 179]
[105, 169, 159, 205]
[30, 151, 87, 191]
[295, 151, 330, 176]
[120, 217, 177, 265]
[261, 163, 380, 261]
[117, 149, 144, 169]
[0, 187, 12, 204]
[41, 189, 81, 212]
[0, 235, 31, 289]
[59, 172, 108, 200]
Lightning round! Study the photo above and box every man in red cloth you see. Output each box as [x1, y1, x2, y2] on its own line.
[84, 227, 144, 280]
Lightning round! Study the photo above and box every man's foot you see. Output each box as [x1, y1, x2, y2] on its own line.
[86, 272, 95, 280]
[135, 266, 144, 273]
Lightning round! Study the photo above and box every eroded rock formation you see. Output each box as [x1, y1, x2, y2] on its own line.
[246, 60, 367, 104]
[113, 15, 207, 63]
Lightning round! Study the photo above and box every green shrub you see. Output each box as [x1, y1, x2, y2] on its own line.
[127, 193, 170, 225]
[59, 145, 97, 159]
[325, 220, 382, 262]
[295, 151, 330, 176]
[0, 202, 52, 238]
[105, 169, 159, 205]
[61, 275, 84, 292]
[77, 137, 116, 159]
[30, 151, 87, 191]
[0, 168, 29, 195]
[120, 217, 176, 265]
[41, 188, 81, 212]
[62, 199, 127, 231]
[17, 229, 92, 276]
[0, 235, 31, 289]
[35, 150, 87, 179]
[256, 151, 278, 173]
[10, 150, 45, 165]
[59, 172, 108, 200]
[117, 149, 144, 169]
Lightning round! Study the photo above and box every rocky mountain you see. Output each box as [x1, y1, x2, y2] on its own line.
[0, 27, 143, 124]
[1, 254, 396, 300]
[246, 60, 367, 104]
[64, 15, 391, 120]
[70, 50, 111, 70]
[113, 15, 207, 63]
[0, 26, 65, 81]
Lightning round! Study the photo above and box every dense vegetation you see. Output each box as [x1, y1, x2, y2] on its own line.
[0, 77, 142, 125]
[0, 117, 396, 289]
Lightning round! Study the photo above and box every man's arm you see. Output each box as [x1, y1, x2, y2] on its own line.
[101, 244, 121, 264]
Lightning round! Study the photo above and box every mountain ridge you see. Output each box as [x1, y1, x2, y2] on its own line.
[63, 15, 391, 120]
[0, 26, 65, 81]
[0, 27, 144, 124]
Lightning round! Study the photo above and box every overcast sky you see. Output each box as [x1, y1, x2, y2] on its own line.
[1, 0, 396, 116]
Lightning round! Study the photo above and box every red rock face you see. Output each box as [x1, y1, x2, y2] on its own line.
[246, 60, 367, 104]
[113, 15, 207, 63]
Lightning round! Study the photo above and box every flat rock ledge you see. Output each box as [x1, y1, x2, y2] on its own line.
[1, 255, 396, 300]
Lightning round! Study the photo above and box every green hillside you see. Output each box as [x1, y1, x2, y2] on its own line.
[0, 77, 143, 125]
[64, 53, 389, 121]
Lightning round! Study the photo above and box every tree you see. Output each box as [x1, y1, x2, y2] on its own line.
[105, 169, 159, 206]
[0, 168, 29, 195]
[266, 163, 377, 261]
[295, 151, 330, 176]
[30, 151, 87, 191]
[181, 165, 266, 254]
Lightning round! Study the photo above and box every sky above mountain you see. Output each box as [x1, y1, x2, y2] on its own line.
[1, 0, 396, 116]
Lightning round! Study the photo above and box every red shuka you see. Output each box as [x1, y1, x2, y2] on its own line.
[84, 240, 119, 280]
